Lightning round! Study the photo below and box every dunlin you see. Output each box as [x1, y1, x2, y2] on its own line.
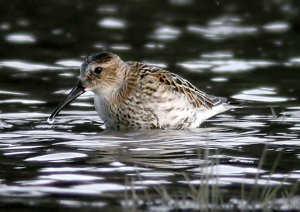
[48, 52, 230, 129]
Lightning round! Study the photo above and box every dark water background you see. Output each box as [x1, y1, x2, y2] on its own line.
[1, 0, 300, 211]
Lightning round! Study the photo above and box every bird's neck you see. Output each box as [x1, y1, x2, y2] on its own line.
[115, 63, 135, 100]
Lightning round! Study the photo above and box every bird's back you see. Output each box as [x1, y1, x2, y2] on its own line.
[108, 62, 230, 129]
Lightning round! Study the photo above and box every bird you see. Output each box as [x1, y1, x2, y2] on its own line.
[48, 52, 231, 130]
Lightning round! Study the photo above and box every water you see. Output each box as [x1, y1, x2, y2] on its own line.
[1, 0, 300, 211]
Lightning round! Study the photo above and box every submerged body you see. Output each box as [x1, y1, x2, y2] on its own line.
[49, 52, 230, 130]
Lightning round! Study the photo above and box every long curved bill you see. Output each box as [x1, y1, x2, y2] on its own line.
[48, 80, 85, 123]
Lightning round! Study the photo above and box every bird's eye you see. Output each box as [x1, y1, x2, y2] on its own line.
[94, 67, 103, 74]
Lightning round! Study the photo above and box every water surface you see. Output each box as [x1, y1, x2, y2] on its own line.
[0, 0, 300, 211]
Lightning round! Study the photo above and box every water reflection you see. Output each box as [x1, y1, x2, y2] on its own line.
[232, 87, 291, 103]
[0, 111, 299, 210]
[97, 5, 118, 14]
[151, 26, 181, 41]
[263, 21, 290, 33]
[0, 99, 45, 105]
[178, 58, 276, 73]
[0, 60, 64, 71]
[187, 16, 258, 40]
[0, 90, 27, 96]
[5, 33, 36, 44]
[0, 22, 10, 31]
[25, 152, 87, 162]
[98, 18, 126, 29]
[110, 44, 131, 51]
[55, 60, 81, 67]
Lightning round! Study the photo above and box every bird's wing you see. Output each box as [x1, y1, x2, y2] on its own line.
[136, 64, 222, 109]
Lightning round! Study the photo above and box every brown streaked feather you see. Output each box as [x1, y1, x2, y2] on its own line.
[129, 63, 215, 109]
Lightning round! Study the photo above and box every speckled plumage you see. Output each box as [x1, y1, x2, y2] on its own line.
[49, 52, 230, 130]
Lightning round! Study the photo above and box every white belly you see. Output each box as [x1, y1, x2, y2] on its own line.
[93, 91, 230, 130]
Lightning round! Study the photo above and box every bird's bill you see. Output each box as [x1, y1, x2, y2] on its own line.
[48, 80, 85, 123]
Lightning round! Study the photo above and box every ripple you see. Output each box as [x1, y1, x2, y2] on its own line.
[70, 102, 94, 107]
[211, 77, 228, 82]
[0, 184, 119, 196]
[219, 177, 289, 186]
[55, 60, 81, 67]
[144, 42, 165, 49]
[287, 57, 300, 66]
[139, 172, 174, 177]
[0, 90, 27, 96]
[5, 33, 36, 44]
[169, 0, 193, 6]
[17, 179, 55, 186]
[262, 173, 300, 180]
[2, 145, 42, 151]
[0, 112, 46, 119]
[178, 59, 275, 73]
[216, 121, 266, 129]
[242, 87, 276, 95]
[0, 120, 13, 129]
[51, 28, 64, 35]
[17, 19, 30, 27]
[0, 60, 64, 71]
[4, 151, 34, 156]
[263, 21, 290, 33]
[151, 26, 181, 41]
[211, 60, 275, 73]
[177, 61, 211, 71]
[0, 99, 45, 104]
[72, 183, 141, 194]
[40, 174, 102, 182]
[232, 87, 290, 103]
[201, 51, 233, 59]
[142, 61, 168, 68]
[97, 5, 118, 14]
[58, 73, 75, 77]
[179, 178, 230, 186]
[25, 152, 87, 162]
[98, 18, 126, 29]
[134, 180, 171, 185]
[187, 16, 257, 40]
[190, 164, 265, 175]
[54, 90, 93, 97]
[272, 139, 300, 146]
[180, 176, 288, 186]
[110, 44, 131, 51]
[40, 167, 92, 173]
[59, 200, 106, 209]
[0, 22, 10, 31]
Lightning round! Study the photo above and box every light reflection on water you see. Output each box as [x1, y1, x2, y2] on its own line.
[0, 103, 300, 209]
[98, 18, 127, 29]
[0, 60, 65, 72]
[5, 33, 36, 44]
[152, 26, 181, 41]
[187, 16, 258, 40]
[232, 87, 292, 103]
[178, 58, 276, 73]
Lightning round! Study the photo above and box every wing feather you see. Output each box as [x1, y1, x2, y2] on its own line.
[136, 64, 217, 109]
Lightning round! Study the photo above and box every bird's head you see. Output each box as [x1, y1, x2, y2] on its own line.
[81, 52, 125, 93]
[48, 52, 125, 123]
